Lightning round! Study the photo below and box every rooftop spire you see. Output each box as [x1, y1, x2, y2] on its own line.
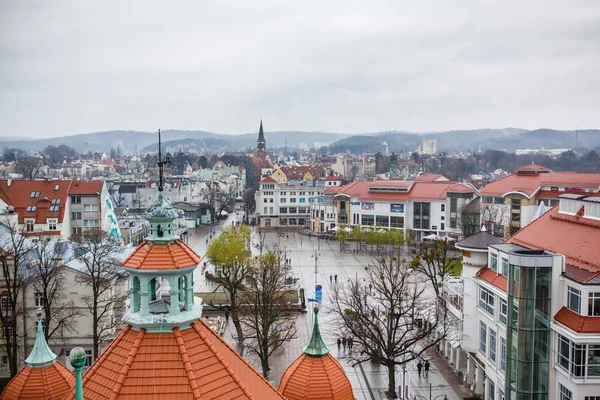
[258, 119, 265, 142]
[157, 129, 170, 192]
[25, 308, 57, 368]
[303, 307, 329, 357]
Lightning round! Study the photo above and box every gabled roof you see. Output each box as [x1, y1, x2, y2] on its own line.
[64, 321, 285, 400]
[554, 306, 600, 334]
[261, 177, 277, 183]
[122, 240, 200, 271]
[515, 164, 552, 173]
[69, 179, 103, 195]
[507, 206, 600, 275]
[324, 175, 341, 181]
[414, 173, 449, 182]
[0, 179, 72, 224]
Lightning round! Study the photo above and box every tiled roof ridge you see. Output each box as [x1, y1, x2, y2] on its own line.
[554, 306, 600, 333]
[175, 239, 201, 264]
[173, 327, 202, 399]
[550, 212, 600, 229]
[192, 319, 283, 399]
[54, 361, 75, 387]
[81, 325, 133, 387]
[14, 366, 31, 398]
[325, 354, 352, 397]
[109, 327, 145, 400]
[191, 321, 256, 400]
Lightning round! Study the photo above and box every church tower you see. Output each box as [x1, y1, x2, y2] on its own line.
[257, 119, 267, 159]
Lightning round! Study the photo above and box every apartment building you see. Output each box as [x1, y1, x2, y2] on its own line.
[422, 138, 437, 155]
[254, 177, 326, 228]
[454, 193, 600, 399]
[315, 179, 477, 239]
[479, 164, 600, 238]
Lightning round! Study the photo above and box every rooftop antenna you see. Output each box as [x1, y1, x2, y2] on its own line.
[157, 129, 170, 192]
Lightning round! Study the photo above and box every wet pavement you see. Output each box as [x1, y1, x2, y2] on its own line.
[187, 210, 468, 400]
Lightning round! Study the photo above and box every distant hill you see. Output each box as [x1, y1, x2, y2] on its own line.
[0, 127, 597, 155]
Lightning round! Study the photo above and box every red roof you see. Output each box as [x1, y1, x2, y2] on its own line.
[65, 322, 284, 400]
[279, 166, 326, 180]
[515, 164, 552, 173]
[414, 174, 449, 182]
[507, 206, 600, 274]
[325, 180, 475, 202]
[480, 172, 600, 197]
[0, 179, 71, 224]
[554, 306, 600, 334]
[476, 267, 508, 292]
[279, 353, 355, 400]
[324, 175, 340, 181]
[261, 177, 277, 183]
[122, 240, 201, 271]
[0, 362, 74, 400]
[69, 180, 103, 195]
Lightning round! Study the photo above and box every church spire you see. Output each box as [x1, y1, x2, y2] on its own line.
[303, 307, 329, 356]
[157, 129, 170, 192]
[25, 309, 57, 368]
[258, 119, 265, 142]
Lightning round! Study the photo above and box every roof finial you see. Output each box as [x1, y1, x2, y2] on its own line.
[157, 129, 170, 192]
[25, 308, 57, 368]
[303, 307, 329, 356]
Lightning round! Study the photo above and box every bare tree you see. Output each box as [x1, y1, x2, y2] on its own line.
[15, 155, 45, 180]
[481, 202, 509, 238]
[0, 221, 36, 376]
[242, 187, 256, 216]
[72, 229, 127, 360]
[200, 182, 220, 225]
[29, 238, 80, 341]
[240, 249, 297, 377]
[411, 239, 462, 298]
[330, 256, 443, 399]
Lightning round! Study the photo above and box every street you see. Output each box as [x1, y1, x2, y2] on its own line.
[185, 209, 468, 400]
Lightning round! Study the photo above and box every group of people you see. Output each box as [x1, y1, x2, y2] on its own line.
[336, 336, 354, 350]
[416, 360, 431, 378]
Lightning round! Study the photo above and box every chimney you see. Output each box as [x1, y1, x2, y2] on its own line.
[7, 179, 11, 187]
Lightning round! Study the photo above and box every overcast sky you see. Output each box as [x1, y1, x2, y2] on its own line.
[1, 1, 599, 138]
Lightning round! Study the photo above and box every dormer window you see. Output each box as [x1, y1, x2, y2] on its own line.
[30, 191, 40, 198]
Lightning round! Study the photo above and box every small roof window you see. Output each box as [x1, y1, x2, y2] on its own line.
[30, 191, 40, 198]
[26, 206, 37, 212]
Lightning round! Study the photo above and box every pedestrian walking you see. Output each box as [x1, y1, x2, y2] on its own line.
[286, 234, 289, 239]
[225, 309, 230, 322]
[337, 338, 342, 350]
[206, 238, 208, 244]
[369, 283, 373, 293]
[348, 337, 353, 350]
[417, 361, 423, 378]
[334, 274, 338, 283]
[424, 360, 430, 377]
[329, 275, 333, 283]
[342, 337, 347, 350]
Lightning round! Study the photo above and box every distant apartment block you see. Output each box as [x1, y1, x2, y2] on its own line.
[422, 138, 437, 155]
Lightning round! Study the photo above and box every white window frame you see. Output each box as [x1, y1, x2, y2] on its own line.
[47, 219, 57, 231]
[83, 219, 99, 228]
[35, 292, 45, 307]
[559, 384, 572, 400]
[500, 337, 506, 372]
[83, 204, 99, 212]
[567, 286, 581, 314]
[490, 253, 498, 272]
[588, 292, 600, 316]
[478, 286, 495, 316]
[488, 381, 495, 400]
[489, 329, 497, 362]
[499, 298, 508, 325]
[480, 321, 487, 354]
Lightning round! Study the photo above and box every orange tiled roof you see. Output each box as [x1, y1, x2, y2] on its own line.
[507, 206, 600, 273]
[0, 362, 74, 400]
[65, 321, 284, 400]
[0, 179, 72, 224]
[515, 164, 552, 173]
[480, 171, 600, 197]
[69, 179, 103, 195]
[414, 173, 448, 182]
[476, 267, 508, 292]
[279, 353, 355, 400]
[325, 175, 340, 181]
[554, 306, 600, 334]
[261, 177, 277, 183]
[122, 240, 200, 270]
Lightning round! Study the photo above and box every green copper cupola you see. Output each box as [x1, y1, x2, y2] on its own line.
[303, 307, 330, 357]
[25, 309, 58, 368]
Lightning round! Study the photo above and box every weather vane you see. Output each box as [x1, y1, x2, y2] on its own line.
[157, 129, 170, 192]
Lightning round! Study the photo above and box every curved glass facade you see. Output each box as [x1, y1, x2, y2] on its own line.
[506, 251, 552, 400]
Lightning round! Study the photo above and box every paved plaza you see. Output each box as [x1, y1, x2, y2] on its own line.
[185, 210, 469, 400]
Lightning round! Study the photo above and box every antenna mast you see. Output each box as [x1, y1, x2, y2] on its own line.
[157, 129, 170, 192]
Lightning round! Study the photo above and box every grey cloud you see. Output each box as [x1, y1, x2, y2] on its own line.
[0, 0, 599, 138]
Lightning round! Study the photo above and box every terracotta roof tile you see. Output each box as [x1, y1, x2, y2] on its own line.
[261, 177, 277, 183]
[480, 172, 600, 197]
[554, 306, 600, 333]
[325, 175, 340, 181]
[279, 354, 355, 400]
[0, 361, 74, 400]
[69, 180, 103, 195]
[476, 267, 508, 292]
[507, 206, 600, 273]
[65, 321, 284, 400]
[0, 179, 72, 225]
[515, 164, 552, 173]
[122, 240, 201, 271]
[414, 174, 449, 182]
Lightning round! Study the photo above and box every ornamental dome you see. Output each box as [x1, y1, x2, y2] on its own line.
[279, 308, 355, 400]
[0, 309, 74, 400]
